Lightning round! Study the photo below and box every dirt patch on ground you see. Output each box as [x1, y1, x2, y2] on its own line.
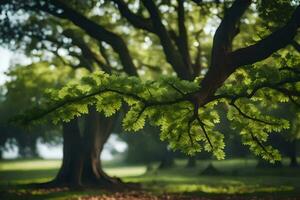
[78, 191, 300, 200]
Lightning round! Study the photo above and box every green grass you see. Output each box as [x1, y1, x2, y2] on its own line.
[0, 158, 300, 199]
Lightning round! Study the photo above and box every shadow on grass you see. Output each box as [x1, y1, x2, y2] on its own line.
[0, 169, 58, 184]
[0, 186, 108, 200]
[1, 163, 300, 200]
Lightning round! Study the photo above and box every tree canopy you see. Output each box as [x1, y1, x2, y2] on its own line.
[1, 0, 300, 163]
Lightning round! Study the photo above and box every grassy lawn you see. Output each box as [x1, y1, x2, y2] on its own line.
[0, 159, 300, 199]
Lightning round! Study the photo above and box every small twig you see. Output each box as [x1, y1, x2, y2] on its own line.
[175, 111, 194, 142]
[187, 117, 195, 146]
[196, 116, 213, 150]
[147, 88, 153, 98]
[250, 132, 274, 160]
[229, 101, 277, 126]
[135, 105, 146, 122]
[167, 82, 186, 96]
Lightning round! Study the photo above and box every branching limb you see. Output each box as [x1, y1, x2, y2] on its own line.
[196, 0, 251, 104]
[167, 82, 186, 96]
[98, 42, 114, 72]
[230, 6, 300, 68]
[229, 101, 277, 126]
[196, 116, 213, 149]
[24, 85, 201, 123]
[213, 76, 300, 102]
[63, 30, 111, 73]
[193, 29, 203, 76]
[137, 62, 161, 72]
[110, 0, 154, 32]
[33, 0, 138, 76]
[250, 131, 274, 160]
[176, 0, 193, 74]
[141, 0, 191, 80]
[211, 0, 251, 61]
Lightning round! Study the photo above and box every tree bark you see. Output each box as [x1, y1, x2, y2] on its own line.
[81, 108, 121, 186]
[49, 110, 120, 188]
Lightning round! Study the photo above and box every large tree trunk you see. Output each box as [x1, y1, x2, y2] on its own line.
[81, 108, 121, 186]
[49, 109, 121, 188]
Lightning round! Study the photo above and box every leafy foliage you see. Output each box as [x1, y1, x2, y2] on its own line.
[1, 0, 299, 163]
[17, 59, 299, 162]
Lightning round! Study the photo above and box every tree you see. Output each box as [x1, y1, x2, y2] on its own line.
[1, 0, 300, 188]
[0, 8, 133, 186]
[0, 62, 71, 158]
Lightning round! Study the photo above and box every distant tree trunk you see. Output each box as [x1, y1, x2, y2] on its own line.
[158, 148, 174, 169]
[288, 140, 298, 168]
[186, 156, 196, 168]
[17, 135, 39, 158]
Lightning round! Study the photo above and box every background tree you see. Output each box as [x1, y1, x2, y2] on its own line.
[0, 62, 72, 158]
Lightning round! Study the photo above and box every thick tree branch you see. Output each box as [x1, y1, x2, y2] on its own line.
[196, 0, 251, 104]
[193, 30, 203, 76]
[63, 30, 111, 73]
[141, 0, 192, 80]
[177, 0, 193, 75]
[230, 6, 300, 68]
[99, 42, 113, 71]
[37, 0, 137, 76]
[110, 0, 154, 32]
[211, 0, 250, 64]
